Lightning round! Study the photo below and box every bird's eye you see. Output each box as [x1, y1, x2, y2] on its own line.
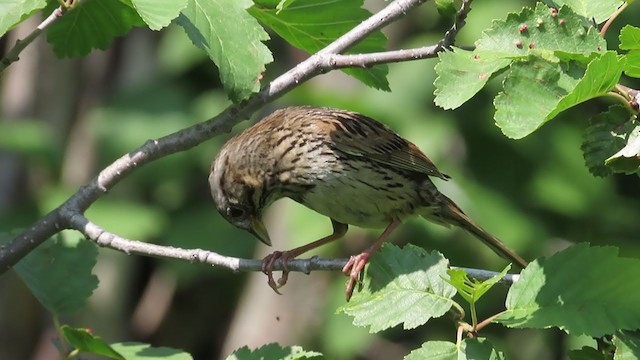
[228, 206, 247, 219]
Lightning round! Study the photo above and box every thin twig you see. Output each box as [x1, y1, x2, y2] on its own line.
[440, 0, 473, 49]
[0, 6, 67, 73]
[323, 0, 474, 68]
[0, 0, 477, 274]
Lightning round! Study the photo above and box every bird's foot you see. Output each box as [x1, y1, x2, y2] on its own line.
[262, 251, 291, 294]
[342, 252, 371, 301]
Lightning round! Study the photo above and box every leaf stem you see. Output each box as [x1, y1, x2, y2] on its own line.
[470, 300, 478, 331]
[456, 324, 464, 346]
[53, 316, 71, 358]
[600, 2, 628, 36]
[450, 300, 466, 320]
[475, 312, 503, 332]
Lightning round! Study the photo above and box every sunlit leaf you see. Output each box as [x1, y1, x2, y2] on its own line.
[497, 244, 640, 336]
[549, 0, 623, 23]
[131, 0, 188, 30]
[225, 343, 323, 360]
[614, 331, 640, 360]
[476, 4, 605, 58]
[178, 0, 272, 102]
[0, 0, 46, 38]
[495, 52, 622, 139]
[62, 326, 125, 360]
[112, 342, 194, 360]
[620, 25, 640, 50]
[338, 244, 456, 333]
[434, 49, 511, 110]
[405, 339, 505, 360]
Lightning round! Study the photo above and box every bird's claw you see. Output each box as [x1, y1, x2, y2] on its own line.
[262, 251, 290, 294]
[342, 253, 370, 301]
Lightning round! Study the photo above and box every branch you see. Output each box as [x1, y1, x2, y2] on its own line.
[0, 0, 475, 273]
[71, 213, 518, 283]
[614, 84, 640, 110]
[325, 0, 473, 68]
[0, 6, 67, 73]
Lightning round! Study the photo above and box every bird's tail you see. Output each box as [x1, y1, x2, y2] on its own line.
[433, 196, 529, 269]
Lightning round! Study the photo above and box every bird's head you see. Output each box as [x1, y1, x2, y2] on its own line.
[209, 146, 272, 246]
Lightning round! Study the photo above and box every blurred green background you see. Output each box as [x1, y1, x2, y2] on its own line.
[1, 0, 639, 359]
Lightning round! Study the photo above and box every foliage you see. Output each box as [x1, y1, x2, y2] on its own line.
[225, 344, 323, 360]
[405, 339, 506, 360]
[13, 234, 98, 316]
[497, 244, 640, 337]
[1, 0, 640, 359]
[337, 245, 456, 332]
[3, 233, 190, 358]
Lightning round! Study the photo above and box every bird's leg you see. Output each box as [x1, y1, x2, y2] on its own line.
[342, 219, 401, 301]
[262, 220, 348, 294]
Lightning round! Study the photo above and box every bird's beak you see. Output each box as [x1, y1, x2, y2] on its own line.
[249, 215, 271, 246]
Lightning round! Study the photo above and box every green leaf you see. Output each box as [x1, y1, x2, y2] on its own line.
[495, 52, 622, 139]
[476, 3, 605, 58]
[404, 339, 505, 360]
[550, 51, 623, 118]
[435, 3, 608, 112]
[178, 0, 272, 102]
[605, 121, 640, 174]
[0, 0, 46, 38]
[623, 51, 640, 78]
[131, 0, 188, 30]
[434, 49, 511, 110]
[620, 25, 640, 50]
[434, 0, 456, 17]
[549, 0, 624, 23]
[46, 0, 145, 57]
[249, 0, 389, 91]
[225, 343, 323, 360]
[61, 326, 125, 360]
[494, 57, 578, 139]
[111, 342, 194, 360]
[337, 244, 457, 333]
[14, 235, 98, 316]
[275, 0, 295, 14]
[614, 331, 640, 360]
[497, 243, 640, 337]
[581, 105, 636, 177]
[445, 264, 511, 304]
[568, 347, 607, 360]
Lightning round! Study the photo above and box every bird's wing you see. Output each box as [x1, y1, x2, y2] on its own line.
[324, 110, 450, 180]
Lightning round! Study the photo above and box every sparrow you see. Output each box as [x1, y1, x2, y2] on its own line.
[209, 106, 528, 300]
